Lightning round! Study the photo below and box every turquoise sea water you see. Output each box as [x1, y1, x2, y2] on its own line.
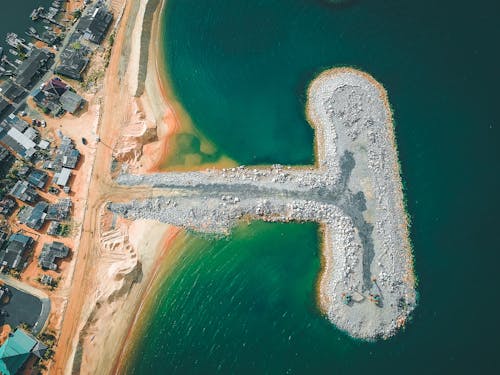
[126, 0, 500, 373]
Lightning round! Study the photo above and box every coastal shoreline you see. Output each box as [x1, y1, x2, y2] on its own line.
[111, 67, 417, 340]
[54, 1, 416, 372]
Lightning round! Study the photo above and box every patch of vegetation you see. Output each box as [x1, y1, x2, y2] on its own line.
[57, 222, 72, 237]
[82, 68, 105, 92]
[71, 41, 82, 50]
[72, 9, 82, 19]
[109, 32, 115, 47]
[8, 268, 21, 279]
[18, 322, 33, 333]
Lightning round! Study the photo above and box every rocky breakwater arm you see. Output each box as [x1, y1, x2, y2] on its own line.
[110, 68, 416, 340]
[307, 68, 416, 339]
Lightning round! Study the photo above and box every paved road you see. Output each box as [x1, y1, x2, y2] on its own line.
[0, 274, 50, 334]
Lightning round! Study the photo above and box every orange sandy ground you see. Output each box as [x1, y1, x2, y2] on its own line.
[48, 0, 183, 373]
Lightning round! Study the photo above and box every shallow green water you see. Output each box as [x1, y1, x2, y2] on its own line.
[126, 0, 500, 373]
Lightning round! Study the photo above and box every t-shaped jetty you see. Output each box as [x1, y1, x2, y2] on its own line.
[109, 68, 416, 340]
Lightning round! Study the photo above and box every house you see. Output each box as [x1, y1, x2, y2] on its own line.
[39, 241, 69, 270]
[26, 169, 48, 189]
[3, 114, 30, 134]
[45, 136, 80, 171]
[0, 233, 34, 270]
[0, 328, 47, 375]
[0, 99, 12, 118]
[76, 6, 113, 44]
[0, 231, 8, 250]
[54, 167, 71, 187]
[33, 77, 68, 117]
[9, 181, 39, 203]
[54, 42, 90, 81]
[0, 117, 40, 157]
[17, 202, 48, 230]
[0, 198, 17, 217]
[0, 145, 12, 164]
[33, 78, 84, 116]
[46, 198, 72, 221]
[0, 121, 37, 160]
[40, 274, 53, 286]
[47, 221, 60, 236]
[60, 90, 84, 114]
[14, 49, 52, 89]
[0, 80, 25, 103]
[32, 89, 63, 117]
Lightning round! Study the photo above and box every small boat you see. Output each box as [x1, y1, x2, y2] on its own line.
[29, 27, 37, 34]
[0, 47, 3, 59]
[9, 49, 18, 56]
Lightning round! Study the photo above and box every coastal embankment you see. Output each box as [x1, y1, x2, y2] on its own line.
[50, 0, 189, 374]
[111, 68, 416, 340]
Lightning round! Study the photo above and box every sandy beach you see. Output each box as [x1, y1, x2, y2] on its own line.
[48, 0, 191, 374]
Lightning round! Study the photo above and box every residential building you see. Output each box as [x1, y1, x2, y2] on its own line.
[26, 169, 48, 189]
[39, 241, 69, 270]
[0, 233, 34, 270]
[9, 181, 39, 203]
[46, 198, 72, 221]
[0, 198, 17, 217]
[54, 41, 90, 81]
[44, 136, 79, 171]
[0, 328, 47, 375]
[76, 6, 113, 44]
[54, 167, 71, 187]
[14, 49, 52, 89]
[60, 90, 84, 114]
[0, 80, 25, 103]
[17, 202, 48, 230]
